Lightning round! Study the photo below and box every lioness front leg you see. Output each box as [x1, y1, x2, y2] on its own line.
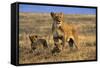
[61, 36, 66, 50]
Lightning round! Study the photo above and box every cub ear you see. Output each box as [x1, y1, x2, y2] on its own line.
[29, 35, 33, 42]
[51, 12, 54, 17]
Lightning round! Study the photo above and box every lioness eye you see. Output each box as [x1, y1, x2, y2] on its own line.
[59, 16, 61, 18]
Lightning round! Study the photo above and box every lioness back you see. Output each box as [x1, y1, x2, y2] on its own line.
[62, 23, 78, 44]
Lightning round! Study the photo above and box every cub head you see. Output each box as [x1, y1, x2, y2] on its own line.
[51, 12, 63, 27]
[29, 35, 38, 43]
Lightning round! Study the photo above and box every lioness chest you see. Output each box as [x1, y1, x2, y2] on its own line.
[53, 26, 64, 37]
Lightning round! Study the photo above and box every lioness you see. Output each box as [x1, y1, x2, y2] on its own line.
[51, 12, 78, 52]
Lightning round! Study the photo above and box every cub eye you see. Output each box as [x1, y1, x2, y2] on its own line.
[35, 35, 37, 38]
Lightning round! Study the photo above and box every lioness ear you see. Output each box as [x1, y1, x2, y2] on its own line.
[51, 12, 54, 17]
[60, 12, 63, 17]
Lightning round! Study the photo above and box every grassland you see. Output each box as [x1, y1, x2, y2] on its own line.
[19, 12, 96, 64]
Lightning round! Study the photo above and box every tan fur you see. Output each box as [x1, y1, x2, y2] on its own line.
[51, 12, 78, 50]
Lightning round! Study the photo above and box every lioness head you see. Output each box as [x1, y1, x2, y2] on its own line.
[51, 12, 63, 27]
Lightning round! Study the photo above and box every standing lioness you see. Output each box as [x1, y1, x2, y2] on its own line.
[51, 12, 78, 53]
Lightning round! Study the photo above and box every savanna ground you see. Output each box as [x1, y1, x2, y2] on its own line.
[19, 12, 96, 64]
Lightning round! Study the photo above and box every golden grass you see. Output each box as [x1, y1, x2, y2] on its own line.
[19, 13, 96, 64]
[19, 34, 96, 64]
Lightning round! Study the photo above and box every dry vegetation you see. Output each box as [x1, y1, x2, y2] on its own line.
[19, 12, 96, 64]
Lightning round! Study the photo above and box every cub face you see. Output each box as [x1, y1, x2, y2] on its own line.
[29, 35, 38, 43]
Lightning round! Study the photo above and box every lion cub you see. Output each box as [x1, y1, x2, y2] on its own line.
[29, 34, 48, 51]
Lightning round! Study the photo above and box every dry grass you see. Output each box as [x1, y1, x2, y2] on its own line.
[19, 12, 96, 64]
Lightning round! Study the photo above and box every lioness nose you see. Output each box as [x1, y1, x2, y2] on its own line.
[56, 19, 61, 22]
[58, 20, 61, 22]
[57, 22, 60, 24]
